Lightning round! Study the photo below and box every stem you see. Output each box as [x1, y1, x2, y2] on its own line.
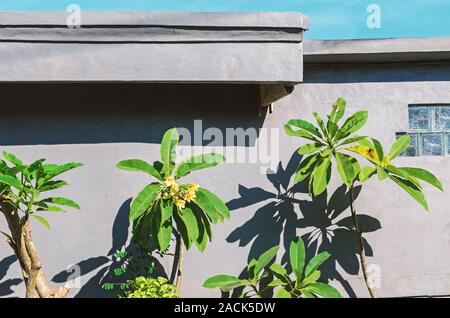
[250, 284, 261, 298]
[0, 202, 69, 298]
[174, 235, 185, 295]
[349, 184, 377, 298]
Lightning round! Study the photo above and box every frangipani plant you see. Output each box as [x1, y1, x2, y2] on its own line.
[285, 98, 443, 298]
[117, 128, 230, 293]
[203, 237, 342, 298]
[284, 98, 367, 196]
[0, 152, 82, 298]
[347, 136, 443, 211]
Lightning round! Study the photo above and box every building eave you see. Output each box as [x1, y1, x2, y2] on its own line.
[303, 37, 450, 64]
[0, 11, 308, 84]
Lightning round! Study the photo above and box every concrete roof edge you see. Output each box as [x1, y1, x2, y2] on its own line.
[303, 37, 450, 63]
[0, 11, 309, 29]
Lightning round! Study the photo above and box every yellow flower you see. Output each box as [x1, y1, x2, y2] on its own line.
[162, 192, 171, 200]
[381, 156, 391, 168]
[170, 184, 179, 192]
[190, 184, 200, 191]
[164, 177, 176, 187]
[184, 192, 196, 203]
[175, 199, 186, 209]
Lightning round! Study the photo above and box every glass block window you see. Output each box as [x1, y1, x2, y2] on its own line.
[435, 107, 450, 130]
[448, 133, 450, 155]
[421, 133, 443, 156]
[398, 105, 450, 156]
[409, 107, 431, 130]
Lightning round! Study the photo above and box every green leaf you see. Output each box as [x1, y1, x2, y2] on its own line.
[133, 212, 154, 247]
[25, 159, 45, 182]
[173, 211, 191, 250]
[298, 143, 323, 155]
[312, 112, 328, 137]
[358, 137, 375, 148]
[294, 154, 319, 184]
[203, 275, 248, 292]
[386, 165, 422, 188]
[335, 111, 368, 140]
[43, 162, 83, 181]
[269, 263, 291, 284]
[160, 199, 173, 224]
[372, 138, 384, 163]
[290, 237, 306, 281]
[254, 246, 279, 277]
[3, 152, 24, 167]
[116, 159, 163, 180]
[305, 252, 330, 277]
[274, 288, 292, 298]
[157, 200, 173, 251]
[377, 167, 389, 181]
[320, 148, 333, 158]
[40, 197, 80, 210]
[312, 156, 331, 196]
[31, 214, 50, 229]
[193, 208, 211, 252]
[359, 166, 376, 182]
[285, 119, 322, 139]
[329, 98, 347, 125]
[335, 153, 356, 187]
[389, 175, 429, 211]
[160, 128, 179, 178]
[327, 98, 347, 139]
[175, 153, 226, 179]
[39, 180, 68, 192]
[129, 183, 161, 221]
[195, 188, 230, 222]
[36, 205, 65, 213]
[303, 282, 342, 298]
[284, 125, 320, 142]
[177, 205, 199, 251]
[267, 279, 287, 288]
[400, 167, 443, 191]
[269, 263, 288, 277]
[338, 135, 367, 146]
[300, 290, 316, 298]
[388, 135, 411, 160]
[302, 270, 321, 286]
[0, 174, 22, 190]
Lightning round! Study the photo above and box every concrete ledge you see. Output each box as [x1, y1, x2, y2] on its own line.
[0, 11, 309, 29]
[304, 37, 450, 63]
[0, 11, 307, 83]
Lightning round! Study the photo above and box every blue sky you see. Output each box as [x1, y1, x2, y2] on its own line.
[0, 0, 449, 40]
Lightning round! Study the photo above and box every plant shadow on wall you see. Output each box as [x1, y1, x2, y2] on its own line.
[0, 255, 22, 297]
[226, 153, 382, 298]
[51, 128, 230, 298]
[51, 199, 168, 298]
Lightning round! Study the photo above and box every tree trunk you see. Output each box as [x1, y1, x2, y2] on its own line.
[1, 202, 70, 298]
[174, 235, 185, 295]
[349, 184, 378, 298]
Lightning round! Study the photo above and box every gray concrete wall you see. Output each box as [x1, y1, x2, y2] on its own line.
[1, 61, 450, 298]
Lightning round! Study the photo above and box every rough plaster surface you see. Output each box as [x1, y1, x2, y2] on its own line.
[0, 62, 450, 298]
[0, 42, 303, 83]
[0, 11, 306, 84]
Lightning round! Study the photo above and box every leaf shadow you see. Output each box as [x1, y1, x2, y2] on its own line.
[51, 198, 167, 298]
[0, 255, 22, 297]
[225, 153, 382, 297]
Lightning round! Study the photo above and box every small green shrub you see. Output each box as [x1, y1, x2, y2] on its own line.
[119, 276, 179, 298]
[203, 237, 342, 298]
